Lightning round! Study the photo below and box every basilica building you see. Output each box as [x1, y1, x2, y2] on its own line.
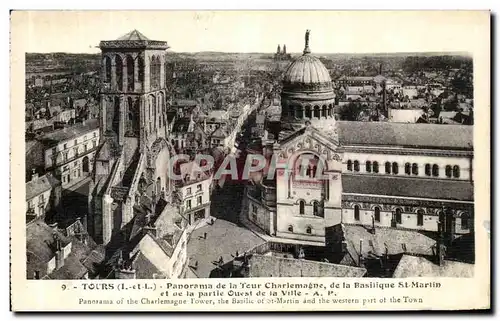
[242, 31, 474, 258]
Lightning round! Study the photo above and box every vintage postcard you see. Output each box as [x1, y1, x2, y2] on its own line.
[10, 10, 490, 311]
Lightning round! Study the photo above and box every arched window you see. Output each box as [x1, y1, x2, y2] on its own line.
[104, 56, 111, 83]
[453, 165, 460, 178]
[366, 161, 372, 173]
[432, 164, 439, 177]
[385, 162, 391, 174]
[445, 165, 452, 178]
[374, 207, 381, 222]
[288, 225, 294, 233]
[417, 209, 424, 226]
[126, 55, 134, 91]
[425, 164, 431, 176]
[392, 162, 399, 175]
[306, 226, 312, 234]
[347, 160, 353, 171]
[305, 106, 312, 118]
[412, 163, 418, 175]
[313, 201, 319, 216]
[354, 205, 360, 221]
[313, 106, 320, 118]
[404, 163, 411, 175]
[395, 208, 402, 224]
[288, 105, 294, 117]
[460, 213, 469, 230]
[115, 55, 123, 91]
[321, 105, 327, 117]
[299, 200, 305, 215]
[353, 160, 360, 172]
[373, 161, 379, 173]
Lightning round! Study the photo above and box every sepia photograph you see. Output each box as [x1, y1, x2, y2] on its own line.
[11, 10, 490, 311]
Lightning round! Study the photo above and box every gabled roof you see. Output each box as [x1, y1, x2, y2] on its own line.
[26, 173, 61, 200]
[116, 29, 150, 41]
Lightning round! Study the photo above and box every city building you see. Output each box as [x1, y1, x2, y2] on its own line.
[25, 172, 61, 223]
[274, 44, 292, 61]
[39, 119, 100, 188]
[173, 161, 213, 226]
[241, 30, 474, 262]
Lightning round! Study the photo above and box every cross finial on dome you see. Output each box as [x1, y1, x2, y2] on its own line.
[303, 29, 311, 55]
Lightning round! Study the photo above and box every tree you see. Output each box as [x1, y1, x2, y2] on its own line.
[339, 102, 365, 121]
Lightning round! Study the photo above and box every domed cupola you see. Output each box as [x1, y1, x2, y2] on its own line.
[281, 30, 336, 127]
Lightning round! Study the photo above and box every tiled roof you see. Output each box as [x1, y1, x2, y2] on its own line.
[248, 254, 366, 278]
[26, 221, 71, 263]
[337, 121, 473, 150]
[342, 174, 474, 202]
[116, 29, 150, 41]
[392, 255, 474, 278]
[26, 173, 61, 200]
[341, 224, 437, 266]
[131, 251, 163, 279]
[187, 219, 267, 278]
[39, 118, 99, 145]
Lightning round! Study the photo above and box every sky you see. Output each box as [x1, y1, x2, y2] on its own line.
[14, 11, 489, 54]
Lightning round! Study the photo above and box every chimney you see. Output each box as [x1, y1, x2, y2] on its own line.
[358, 239, 364, 267]
[114, 266, 137, 279]
[53, 233, 65, 269]
[31, 169, 39, 182]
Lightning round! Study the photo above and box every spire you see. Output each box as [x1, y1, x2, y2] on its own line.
[303, 29, 311, 54]
[277, 44, 281, 54]
[283, 44, 287, 54]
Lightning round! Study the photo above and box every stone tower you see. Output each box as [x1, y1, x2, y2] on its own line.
[89, 30, 173, 245]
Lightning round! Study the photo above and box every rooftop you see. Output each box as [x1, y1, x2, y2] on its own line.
[337, 121, 473, 150]
[187, 219, 267, 278]
[339, 224, 438, 267]
[26, 220, 71, 263]
[39, 118, 99, 146]
[247, 254, 366, 278]
[100, 30, 169, 50]
[392, 254, 474, 278]
[26, 173, 61, 200]
[342, 174, 474, 202]
[116, 29, 150, 41]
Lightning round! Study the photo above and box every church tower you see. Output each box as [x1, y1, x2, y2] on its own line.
[89, 30, 173, 244]
[99, 29, 170, 164]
